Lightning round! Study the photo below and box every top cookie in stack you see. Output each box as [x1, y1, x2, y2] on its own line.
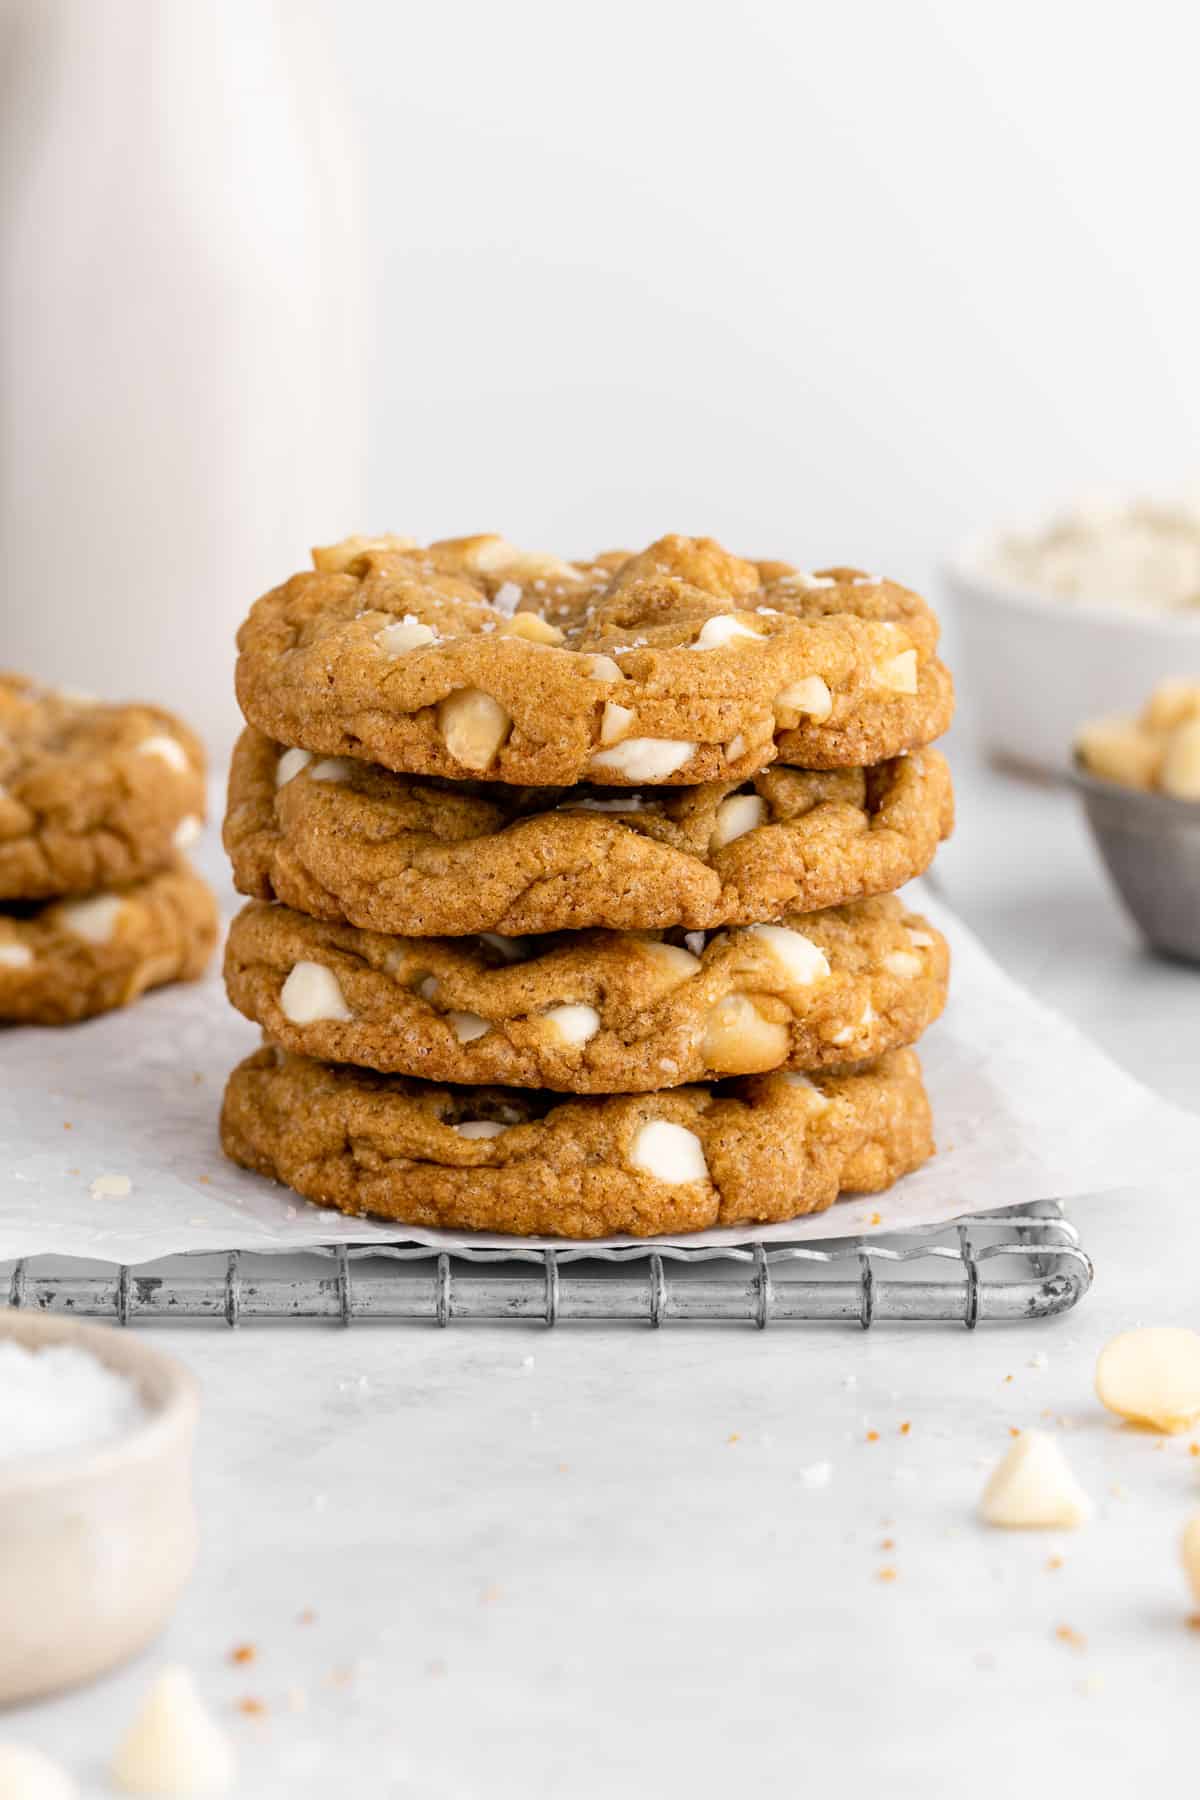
[0, 676, 217, 1023]
[221, 534, 954, 1240]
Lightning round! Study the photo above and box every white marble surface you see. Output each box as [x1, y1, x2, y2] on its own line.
[5, 754, 1200, 1798]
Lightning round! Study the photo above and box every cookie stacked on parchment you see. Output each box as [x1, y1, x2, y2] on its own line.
[220, 534, 954, 1238]
[0, 676, 217, 1024]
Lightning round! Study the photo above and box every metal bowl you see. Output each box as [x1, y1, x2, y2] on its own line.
[1071, 762, 1200, 964]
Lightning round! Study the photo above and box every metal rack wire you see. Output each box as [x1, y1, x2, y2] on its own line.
[2, 1201, 1091, 1328]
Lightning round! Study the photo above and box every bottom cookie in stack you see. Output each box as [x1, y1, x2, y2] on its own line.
[0, 862, 218, 1025]
[221, 1045, 933, 1240]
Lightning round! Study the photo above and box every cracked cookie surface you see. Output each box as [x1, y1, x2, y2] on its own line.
[225, 729, 953, 936]
[225, 894, 948, 1092]
[0, 860, 218, 1024]
[221, 1045, 933, 1238]
[234, 533, 953, 788]
[0, 675, 207, 899]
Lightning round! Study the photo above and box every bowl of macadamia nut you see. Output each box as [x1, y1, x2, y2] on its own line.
[1072, 678, 1200, 963]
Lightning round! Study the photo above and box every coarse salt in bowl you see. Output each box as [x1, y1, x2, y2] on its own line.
[0, 1312, 199, 1705]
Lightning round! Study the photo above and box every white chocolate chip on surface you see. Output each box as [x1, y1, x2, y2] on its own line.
[590, 737, 696, 781]
[376, 615, 438, 656]
[58, 895, 124, 944]
[744, 923, 831, 987]
[455, 1119, 508, 1139]
[884, 950, 923, 978]
[979, 1431, 1092, 1529]
[541, 1002, 601, 1046]
[416, 975, 439, 1002]
[586, 655, 623, 681]
[775, 676, 833, 722]
[691, 615, 761, 651]
[1095, 1327, 1200, 1432]
[438, 689, 513, 771]
[874, 649, 918, 694]
[110, 1666, 235, 1797]
[173, 815, 202, 850]
[0, 1744, 78, 1800]
[599, 701, 637, 746]
[137, 734, 189, 773]
[639, 940, 702, 984]
[725, 732, 746, 759]
[1161, 717, 1200, 800]
[275, 747, 313, 787]
[0, 942, 33, 969]
[280, 961, 352, 1025]
[448, 1010, 491, 1043]
[309, 758, 355, 782]
[780, 571, 836, 590]
[906, 928, 935, 949]
[710, 792, 766, 850]
[629, 1119, 709, 1184]
[312, 533, 417, 574]
[502, 612, 565, 645]
[701, 993, 790, 1074]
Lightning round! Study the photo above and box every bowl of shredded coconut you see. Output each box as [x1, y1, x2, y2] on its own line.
[945, 494, 1200, 774]
[0, 1313, 198, 1703]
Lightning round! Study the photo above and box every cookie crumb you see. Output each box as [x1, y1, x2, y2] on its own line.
[1055, 1624, 1086, 1651]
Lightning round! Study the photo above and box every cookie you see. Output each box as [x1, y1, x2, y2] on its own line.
[225, 728, 953, 936]
[220, 1044, 934, 1238]
[234, 533, 953, 788]
[0, 861, 218, 1025]
[0, 675, 207, 899]
[224, 894, 948, 1093]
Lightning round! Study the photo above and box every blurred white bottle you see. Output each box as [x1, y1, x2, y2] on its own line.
[0, 0, 364, 751]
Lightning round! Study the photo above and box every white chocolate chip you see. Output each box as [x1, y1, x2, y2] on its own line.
[979, 1431, 1092, 1529]
[1142, 678, 1200, 734]
[0, 942, 33, 969]
[710, 792, 766, 850]
[744, 923, 831, 986]
[455, 1119, 508, 1139]
[853, 573, 883, 587]
[58, 894, 125, 944]
[172, 814, 202, 850]
[884, 950, 922, 979]
[599, 700, 637, 746]
[691, 615, 761, 651]
[416, 975, 439, 1002]
[438, 689, 513, 770]
[309, 758, 355, 782]
[312, 533, 417, 573]
[683, 931, 707, 957]
[775, 676, 833, 723]
[874, 649, 918, 694]
[586, 654, 623, 681]
[781, 1070, 830, 1107]
[1095, 1328, 1200, 1433]
[590, 737, 696, 780]
[448, 1010, 490, 1043]
[780, 571, 836, 590]
[1075, 717, 1162, 790]
[275, 747, 314, 787]
[1162, 717, 1200, 800]
[830, 1002, 874, 1047]
[906, 928, 935, 949]
[0, 1745, 78, 1800]
[639, 940, 702, 984]
[376, 614, 438, 655]
[137, 734, 189, 773]
[280, 961, 352, 1024]
[110, 1666, 236, 1797]
[491, 579, 523, 616]
[542, 1002, 601, 1046]
[725, 733, 746, 759]
[629, 1119, 709, 1184]
[1182, 1513, 1200, 1604]
[502, 612, 565, 645]
[90, 1173, 132, 1200]
[702, 993, 790, 1074]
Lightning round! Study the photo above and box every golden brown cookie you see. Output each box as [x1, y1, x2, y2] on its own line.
[234, 533, 953, 788]
[225, 728, 953, 936]
[0, 860, 218, 1025]
[220, 1045, 934, 1238]
[0, 675, 207, 899]
[224, 894, 948, 1092]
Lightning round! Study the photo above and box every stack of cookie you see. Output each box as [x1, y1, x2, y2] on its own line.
[220, 535, 954, 1239]
[0, 677, 217, 1024]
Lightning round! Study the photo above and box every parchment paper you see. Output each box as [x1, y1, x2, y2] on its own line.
[1, 855, 1196, 1262]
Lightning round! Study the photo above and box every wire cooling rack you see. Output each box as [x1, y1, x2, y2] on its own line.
[2, 1202, 1091, 1329]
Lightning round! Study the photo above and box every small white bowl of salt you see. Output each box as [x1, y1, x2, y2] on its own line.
[0, 1313, 198, 1704]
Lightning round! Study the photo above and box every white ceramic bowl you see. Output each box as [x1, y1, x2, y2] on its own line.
[0, 1311, 199, 1705]
[943, 540, 1200, 776]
